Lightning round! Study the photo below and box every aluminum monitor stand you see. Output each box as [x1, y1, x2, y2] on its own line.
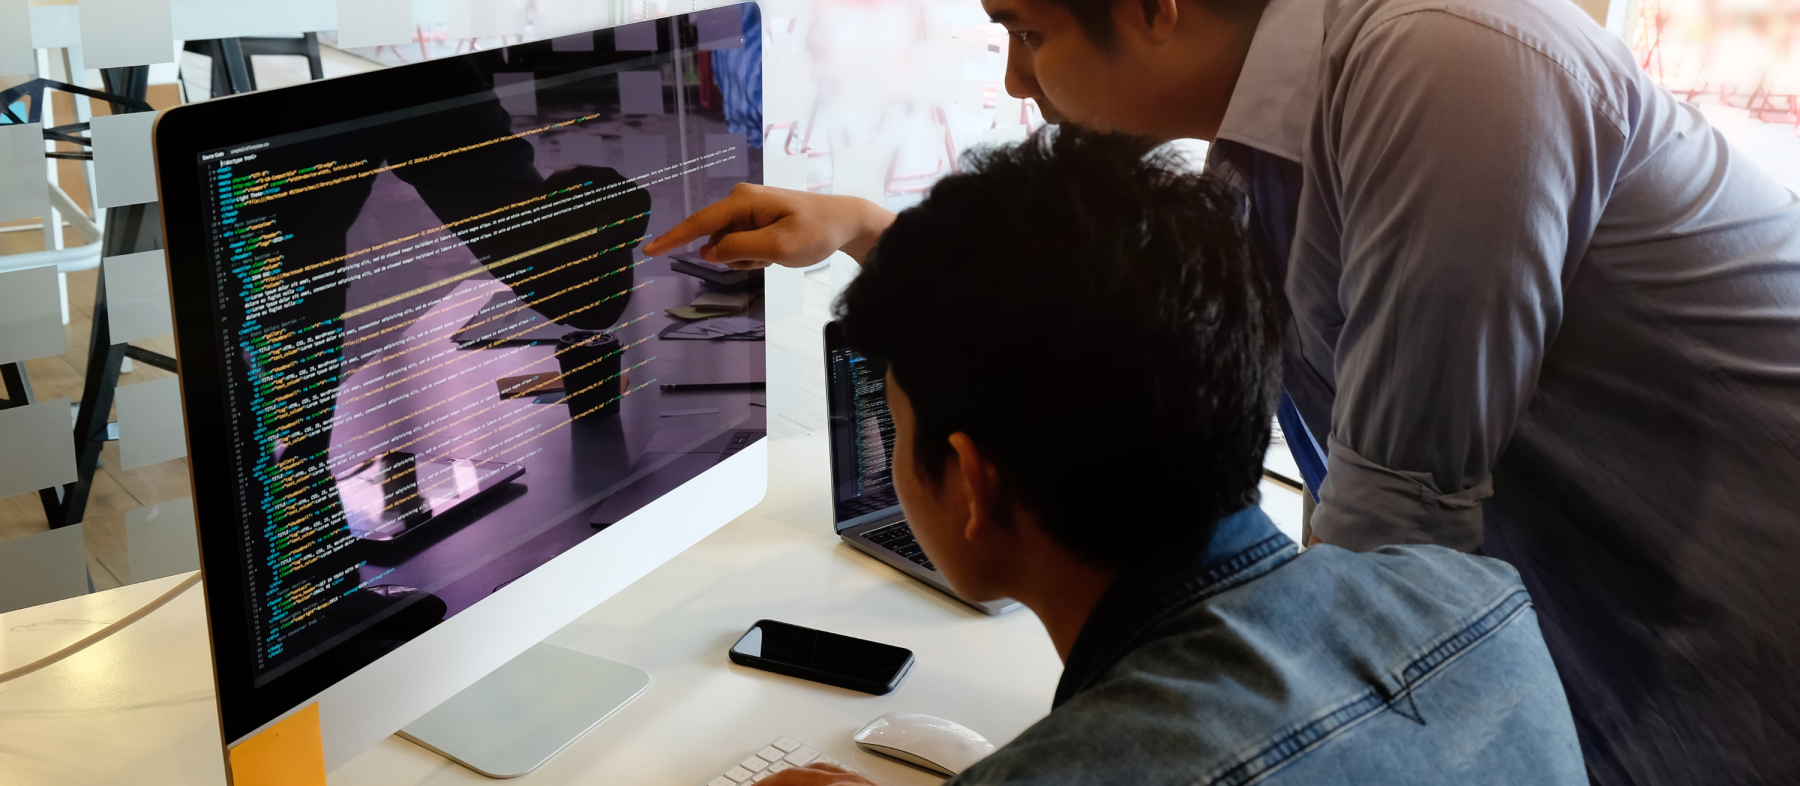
[398, 643, 649, 778]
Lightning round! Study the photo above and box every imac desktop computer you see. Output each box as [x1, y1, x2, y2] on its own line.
[151, 6, 766, 777]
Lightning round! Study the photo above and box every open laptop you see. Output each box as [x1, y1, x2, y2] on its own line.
[825, 321, 1021, 616]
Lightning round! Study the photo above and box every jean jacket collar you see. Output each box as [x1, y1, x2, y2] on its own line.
[1053, 506, 1298, 708]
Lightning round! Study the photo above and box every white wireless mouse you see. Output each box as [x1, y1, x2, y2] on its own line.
[853, 711, 996, 776]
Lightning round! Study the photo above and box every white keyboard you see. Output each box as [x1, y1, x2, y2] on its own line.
[703, 736, 851, 786]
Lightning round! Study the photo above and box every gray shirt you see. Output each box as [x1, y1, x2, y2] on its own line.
[1207, 0, 1800, 782]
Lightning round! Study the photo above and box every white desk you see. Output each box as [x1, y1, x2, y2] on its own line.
[0, 431, 1067, 786]
[1, 430, 1304, 785]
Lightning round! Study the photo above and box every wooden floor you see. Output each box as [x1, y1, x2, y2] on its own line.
[0, 264, 191, 593]
[1, 84, 188, 591]
[0, 49, 386, 591]
[0, 44, 863, 595]
[0, 70, 1287, 593]
[0, 49, 818, 594]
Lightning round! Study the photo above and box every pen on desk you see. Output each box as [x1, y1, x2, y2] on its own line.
[660, 381, 767, 392]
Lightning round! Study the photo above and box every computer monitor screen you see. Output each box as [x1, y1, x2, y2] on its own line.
[157, 8, 765, 746]
[825, 322, 900, 529]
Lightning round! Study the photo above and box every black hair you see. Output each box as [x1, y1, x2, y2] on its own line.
[1051, 0, 1268, 50]
[836, 127, 1281, 566]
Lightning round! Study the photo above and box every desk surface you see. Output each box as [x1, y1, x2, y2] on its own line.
[0, 430, 1304, 785]
[0, 431, 1068, 786]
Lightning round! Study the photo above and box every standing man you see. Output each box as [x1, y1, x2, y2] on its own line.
[644, 0, 1800, 782]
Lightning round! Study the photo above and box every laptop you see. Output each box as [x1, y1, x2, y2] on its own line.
[824, 321, 1021, 616]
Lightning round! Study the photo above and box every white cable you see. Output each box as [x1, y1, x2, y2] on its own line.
[0, 572, 203, 685]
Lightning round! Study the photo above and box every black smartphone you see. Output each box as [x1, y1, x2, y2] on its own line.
[728, 619, 916, 695]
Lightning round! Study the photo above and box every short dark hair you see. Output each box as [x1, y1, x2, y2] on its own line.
[1049, 0, 1267, 50]
[836, 127, 1281, 566]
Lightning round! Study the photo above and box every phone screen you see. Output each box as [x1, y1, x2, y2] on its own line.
[731, 620, 913, 684]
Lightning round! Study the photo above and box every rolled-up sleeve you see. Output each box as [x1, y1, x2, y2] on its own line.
[1303, 9, 1623, 551]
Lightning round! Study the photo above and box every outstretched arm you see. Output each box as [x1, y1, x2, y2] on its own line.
[642, 184, 895, 270]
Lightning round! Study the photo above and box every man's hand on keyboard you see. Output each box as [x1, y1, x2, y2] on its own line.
[759, 762, 880, 786]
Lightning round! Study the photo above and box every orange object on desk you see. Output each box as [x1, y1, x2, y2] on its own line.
[227, 702, 327, 786]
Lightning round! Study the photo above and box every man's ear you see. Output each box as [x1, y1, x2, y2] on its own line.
[1119, 0, 1181, 43]
[947, 432, 1003, 543]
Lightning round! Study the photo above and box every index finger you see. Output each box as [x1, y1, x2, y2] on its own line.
[643, 196, 750, 257]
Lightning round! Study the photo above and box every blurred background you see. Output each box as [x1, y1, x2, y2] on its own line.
[1631, 0, 1800, 187]
[0, 0, 1045, 604]
[2, 0, 1794, 606]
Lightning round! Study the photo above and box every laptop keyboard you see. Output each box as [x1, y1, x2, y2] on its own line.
[862, 521, 936, 572]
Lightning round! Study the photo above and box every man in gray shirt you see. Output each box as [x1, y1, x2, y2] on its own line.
[645, 0, 1800, 781]
[762, 126, 1585, 786]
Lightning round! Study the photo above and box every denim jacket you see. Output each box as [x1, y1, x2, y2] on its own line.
[950, 507, 1586, 785]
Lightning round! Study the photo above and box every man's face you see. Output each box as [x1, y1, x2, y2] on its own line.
[886, 370, 1006, 602]
[983, 0, 1259, 141]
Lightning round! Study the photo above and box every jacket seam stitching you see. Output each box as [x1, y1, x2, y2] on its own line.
[1197, 587, 1535, 786]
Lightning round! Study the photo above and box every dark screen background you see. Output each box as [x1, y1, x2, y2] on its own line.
[194, 8, 766, 688]
[827, 344, 899, 526]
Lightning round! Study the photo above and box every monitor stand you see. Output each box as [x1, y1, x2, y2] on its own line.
[397, 642, 649, 778]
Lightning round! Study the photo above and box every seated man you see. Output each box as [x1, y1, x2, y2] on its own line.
[764, 129, 1585, 785]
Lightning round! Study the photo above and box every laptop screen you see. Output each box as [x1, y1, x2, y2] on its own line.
[825, 321, 902, 530]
